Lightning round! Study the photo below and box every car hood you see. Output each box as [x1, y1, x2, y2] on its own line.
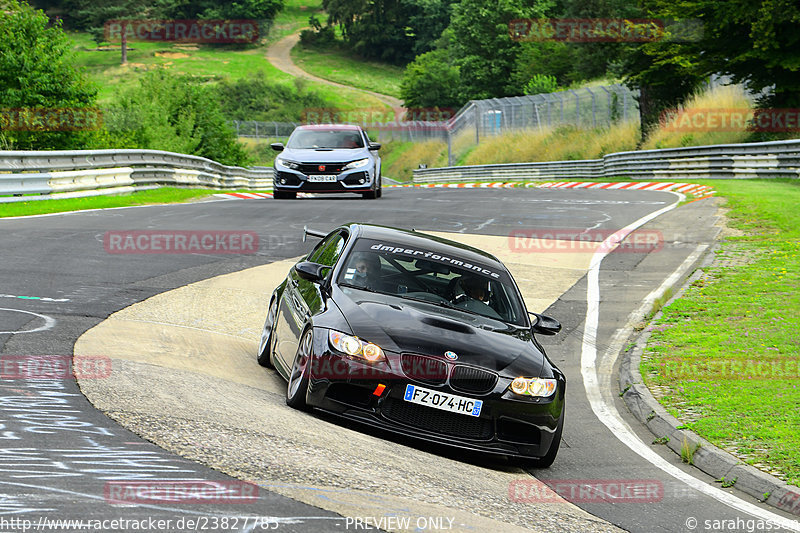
[332, 286, 544, 375]
[279, 148, 372, 163]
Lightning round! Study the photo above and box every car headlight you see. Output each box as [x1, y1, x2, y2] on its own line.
[344, 158, 370, 170]
[276, 157, 300, 170]
[328, 330, 385, 362]
[509, 377, 557, 397]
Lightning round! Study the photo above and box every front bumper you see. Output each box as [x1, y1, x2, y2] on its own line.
[273, 166, 374, 193]
[305, 345, 565, 459]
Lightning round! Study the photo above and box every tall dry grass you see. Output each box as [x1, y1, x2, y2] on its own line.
[463, 120, 640, 165]
[642, 84, 753, 149]
[380, 139, 448, 181]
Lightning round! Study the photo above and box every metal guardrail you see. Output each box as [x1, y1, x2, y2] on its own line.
[413, 139, 800, 182]
[0, 149, 273, 201]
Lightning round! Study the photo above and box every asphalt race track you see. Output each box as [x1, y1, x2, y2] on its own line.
[1, 187, 798, 533]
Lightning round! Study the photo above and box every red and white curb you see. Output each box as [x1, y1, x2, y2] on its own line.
[388, 182, 516, 189]
[212, 182, 716, 199]
[213, 192, 273, 199]
[535, 181, 715, 197]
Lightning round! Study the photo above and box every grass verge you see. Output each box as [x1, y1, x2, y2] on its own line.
[291, 43, 404, 99]
[640, 179, 800, 486]
[378, 139, 448, 181]
[0, 187, 260, 218]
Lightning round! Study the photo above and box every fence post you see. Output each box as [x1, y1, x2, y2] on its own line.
[447, 127, 453, 166]
[599, 86, 611, 125]
[474, 104, 480, 144]
[623, 89, 629, 122]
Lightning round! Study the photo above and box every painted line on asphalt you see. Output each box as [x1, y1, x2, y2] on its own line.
[0, 308, 56, 335]
[0, 293, 69, 303]
[580, 194, 800, 531]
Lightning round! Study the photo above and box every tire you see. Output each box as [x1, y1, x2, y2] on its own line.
[257, 298, 278, 368]
[362, 188, 377, 199]
[376, 175, 382, 198]
[522, 413, 563, 468]
[286, 329, 313, 409]
[273, 191, 296, 199]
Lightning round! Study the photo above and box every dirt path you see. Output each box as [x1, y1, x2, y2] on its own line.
[266, 32, 404, 109]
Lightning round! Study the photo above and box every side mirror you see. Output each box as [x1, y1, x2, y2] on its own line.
[295, 261, 328, 282]
[369, 142, 381, 151]
[270, 142, 284, 152]
[530, 313, 561, 336]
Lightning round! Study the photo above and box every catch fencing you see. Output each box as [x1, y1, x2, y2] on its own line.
[227, 85, 640, 165]
[412, 139, 800, 182]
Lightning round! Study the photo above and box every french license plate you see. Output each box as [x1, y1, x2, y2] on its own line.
[307, 175, 337, 182]
[403, 384, 483, 417]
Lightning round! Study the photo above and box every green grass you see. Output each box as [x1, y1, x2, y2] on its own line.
[291, 42, 405, 99]
[378, 139, 448, 181]
[641, 179, 800, 486]
[0, 187, 265, 218]
[68, 28, 388, 112]
[267, 0, 324, 44]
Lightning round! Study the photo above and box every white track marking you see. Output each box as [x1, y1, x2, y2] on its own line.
[580, 193, 800, 531]
[0, 308, 56, 334]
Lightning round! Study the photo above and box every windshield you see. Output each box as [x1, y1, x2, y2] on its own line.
[287, 129, 365, 149]
[337, 238, 527, 326]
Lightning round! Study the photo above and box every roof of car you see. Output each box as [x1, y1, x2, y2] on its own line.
[295, 124, 363, 131]
[350, 224, 505, 270]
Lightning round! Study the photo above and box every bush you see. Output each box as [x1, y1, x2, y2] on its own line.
[0, 0, 97, 150]
[300, 16, 337, 47]
[216, 74, 328, 123]
[524, 74, 559, 95]
[101, 70, 250, 166]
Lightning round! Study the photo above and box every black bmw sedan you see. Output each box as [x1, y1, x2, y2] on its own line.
[270, 124, 382, 199]
[257, 223, 565, 466]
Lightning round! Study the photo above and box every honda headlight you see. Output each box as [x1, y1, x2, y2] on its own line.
[344, 158, 370, 170]
[509, 377, 557, 397]
[328, 330, 385, 362]
[276, 157, 300, 170]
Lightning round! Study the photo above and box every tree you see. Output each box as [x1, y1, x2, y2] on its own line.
[0, 0, 98, 150]
[322, 0, 454, 64]
[400, 49, 461, 108]
[159, 0, 284, 21]
[447, 0, 554, 100]
[70, 0, 152, 64]
[638, 0, 800, 108]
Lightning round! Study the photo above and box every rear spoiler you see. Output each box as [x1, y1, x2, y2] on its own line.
[303, 226, 327, 242]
